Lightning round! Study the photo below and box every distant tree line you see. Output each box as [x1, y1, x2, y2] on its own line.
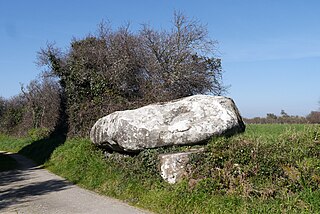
[0, 12, 226, 137]
[0, 76, 62, 137]
[244, 110, 320, 124]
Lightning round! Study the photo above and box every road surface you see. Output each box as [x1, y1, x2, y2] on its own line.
[0, 151, 150, 214]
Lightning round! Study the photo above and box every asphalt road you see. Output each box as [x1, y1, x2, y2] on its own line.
[0, 151, 150, 214]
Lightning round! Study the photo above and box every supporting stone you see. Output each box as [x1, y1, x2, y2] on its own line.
[159, 148, 204, 184]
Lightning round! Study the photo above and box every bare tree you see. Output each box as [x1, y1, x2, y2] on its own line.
[20, 76, 61, 133]
[140, 12, 225, 100]
[306, 111, 320, 124]
[0, 97, 5, 118]
[0, 94, 26, 135]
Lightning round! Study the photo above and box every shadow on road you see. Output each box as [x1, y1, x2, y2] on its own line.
[18, 133, 66, 165]
[0, 151, 72, 211]
[0, 99, 75, 211]
[0, 169, 26, 187]
[0, 152, 18, 172]
[0, 176, 71, 210]
[0, 152, 34, 187]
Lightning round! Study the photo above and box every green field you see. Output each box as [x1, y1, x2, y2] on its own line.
[0, 124, 319, 213]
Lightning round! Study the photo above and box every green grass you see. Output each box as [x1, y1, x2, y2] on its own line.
[0, 153, 18, 171]
[243, 123, 309, 139]
[0, 133, 65, 165]
[0, 134, 33, 152]
[1, 124, 320, 213]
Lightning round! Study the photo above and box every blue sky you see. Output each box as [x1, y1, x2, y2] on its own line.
[1, 0, 319, 118]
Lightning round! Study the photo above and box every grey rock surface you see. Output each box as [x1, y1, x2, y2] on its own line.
[90, 95, 245, 152]
[159, 148, 204, 184]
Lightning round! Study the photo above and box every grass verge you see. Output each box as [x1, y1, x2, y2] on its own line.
[1, 124, 320, 213]
[0, 134, 33, 152]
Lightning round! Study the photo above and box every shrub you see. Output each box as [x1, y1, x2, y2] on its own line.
[187, 125, 320, 198]
[28, 128, 50, 141]
[0, 76, 62, 137]
[38, 12, 226, 137]
[307, 111, 320, 124]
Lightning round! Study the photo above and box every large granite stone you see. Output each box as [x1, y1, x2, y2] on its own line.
[90, 95, 245, 152]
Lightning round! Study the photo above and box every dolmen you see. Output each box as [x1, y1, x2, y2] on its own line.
[90, 95, 245, 183]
